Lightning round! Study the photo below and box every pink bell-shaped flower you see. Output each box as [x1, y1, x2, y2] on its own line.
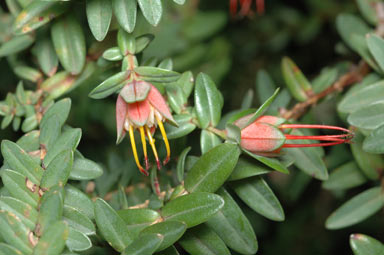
[116, 80, 176, 175]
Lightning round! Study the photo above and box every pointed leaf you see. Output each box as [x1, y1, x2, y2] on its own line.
[89, 71, 129, 99]
[134, 66, 180, 83]
[66, 228, 92, 252]
[206, 188, 258, 254]
[231, 177, 285, 221]
[1, 169, 39, 208]
[194, 73, 222, 128]
[94, 198, 133, 252]
[350, 234, 384, 255]
[326, 187, 384, 229]
[40, 149, 74, 189]
[1, 140, 44, 185]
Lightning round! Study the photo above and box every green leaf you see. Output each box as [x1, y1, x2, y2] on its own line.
[242, 149, 289, 174]
[256, 69, 277, 104]
[122, 233, 163, 255]
[229, 157, 271, 181]
[322, 161, 367, 190]
[363, 124, 384, 153]
[65, 185, 94, 220]
[89, 71, 129, 99]
[13, 1, 69, 35]
[134, 66, 180, 83]
[51, 15, 86, 75]
[113, 0, 137, 33]
[240, 88, 280, 129]
[135, 34, 154, 54]
[1, 169, 39, 207]
[40, 115, 61, 155]
[356, 0, 378, 25]
[348, 102, 384, 130]
[33, 221, 69, 255]
[176, 147, 191, 183]
[137, 0, 162, 26]
[69, 157, 103, 181]
[194, 73, 222, 128]
[0, 210, 33, 254]
[0, 196, 38, 230]
[33, 36, 58, 77]
[164, 114, 196, 139]
[281, 57, 312, 102]
[325, 187, 384, 229]
[141, 221, 186, 251]
[0, 243, 22, 255]
[166, 83, 185, 114]
[35, 186, 64, 236]
[179, 225, 230, 255]
[43, 127, 81, 167]
[66, 228, 92, 252]
[63, 206, 95, 236]
[102, 47, 123, 61]
[13, 65, 43, 83]
[336, 14, 376, 70]
[350, 234, 384, 255]
[351, 132, 383, 180]
[231, 177, 285, 221]
[200, 130, 222, 154]
[161, 192, 224, 228]
[367, 34, 384, 73]
[173, 0, 185, 4]
[118, 208, 161, 237]
[40, 98, 71, 129]
[185, 143, 241, 193]
[86, 0, 112, 41]
[94, 198, 133, 252]
[40, 149, 74, 189]
[0, 34, 34, 57]
[1, 140, 44, 185]
[338, 81, 384, 113]
[206, 188, 258, 254]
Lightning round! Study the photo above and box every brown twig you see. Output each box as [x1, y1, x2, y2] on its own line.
[281, 61, 370, 120]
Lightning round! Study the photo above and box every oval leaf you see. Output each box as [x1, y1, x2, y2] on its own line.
[231, 177, 285, 221]
[184, 143, 241, 193]
[51, 15, 86, 75]
[86, 0, 112, 41]
[350, 234, 384, 255]
[137, 0, 162, 26]
[161, 192, 224, 228]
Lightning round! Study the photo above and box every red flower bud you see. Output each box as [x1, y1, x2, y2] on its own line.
[235, 115, 353, 155]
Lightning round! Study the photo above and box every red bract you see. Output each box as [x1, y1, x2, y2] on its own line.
[230, 0, 265, 17]
[116, 81, 176, 175]
[235, 115, 353, 155]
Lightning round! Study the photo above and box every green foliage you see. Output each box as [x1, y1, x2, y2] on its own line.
[1, 0, 384, 254]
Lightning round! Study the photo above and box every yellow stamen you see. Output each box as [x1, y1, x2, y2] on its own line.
[145, 125, 161, 170]
[156, 115, 171, 165]
[139, 126, 149, 170]
[129, 125, 148, 175]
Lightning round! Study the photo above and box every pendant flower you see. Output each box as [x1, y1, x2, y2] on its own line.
[235, 115, 353, 155]
[116, 80, 177, 175]
[230, 0, 265, 17]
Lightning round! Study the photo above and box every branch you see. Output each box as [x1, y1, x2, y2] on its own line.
[281, 61, 370, 120]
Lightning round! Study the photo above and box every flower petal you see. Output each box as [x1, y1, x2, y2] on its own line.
[241, 122, 286, 152]
[116, 95, 127, 144]
[127, 100, 151, 126]
[147, 84, 177, 126]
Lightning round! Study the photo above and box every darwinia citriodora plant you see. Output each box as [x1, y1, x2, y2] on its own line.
[1, 1, 384, 255]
